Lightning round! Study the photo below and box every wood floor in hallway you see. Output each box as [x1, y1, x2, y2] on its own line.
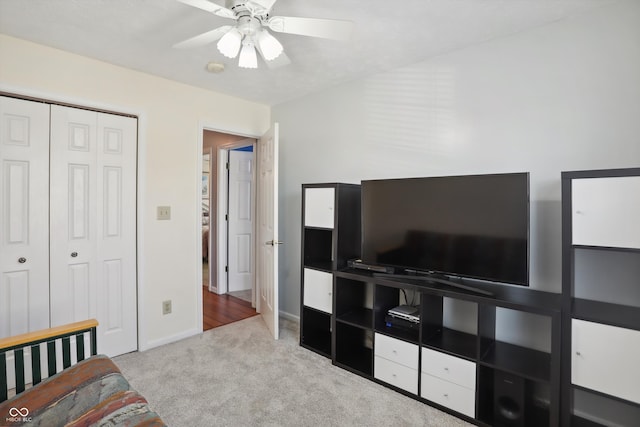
[203, 286, 259, 331]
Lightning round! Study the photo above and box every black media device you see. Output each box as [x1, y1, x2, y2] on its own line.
[385, 304, 420, 331]
[361, 172, 530, 287]
[348, 259, 394, 274]
[384, 315, 420, 331]
[493, 370, 525, 427]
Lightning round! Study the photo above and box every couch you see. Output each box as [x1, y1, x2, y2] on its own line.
[0, 320, 165, 426]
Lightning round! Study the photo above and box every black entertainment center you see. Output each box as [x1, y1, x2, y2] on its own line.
[300, 170, 639, 426]
[299, 176, 563, 427]
[300, 168, 640, 427]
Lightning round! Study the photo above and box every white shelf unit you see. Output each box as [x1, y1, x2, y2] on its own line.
[561, 168, 640, 427]
[300, 183, 361, 358]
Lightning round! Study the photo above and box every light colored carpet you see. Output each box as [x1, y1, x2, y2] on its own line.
[114, 317, 473, 427]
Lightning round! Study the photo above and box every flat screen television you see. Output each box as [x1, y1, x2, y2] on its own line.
[361, 172, 529, 286]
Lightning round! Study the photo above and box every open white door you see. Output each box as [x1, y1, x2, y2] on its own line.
[256, 123, 279, 339]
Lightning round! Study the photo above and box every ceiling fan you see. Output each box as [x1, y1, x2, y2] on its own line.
[174, 0, 354, 69]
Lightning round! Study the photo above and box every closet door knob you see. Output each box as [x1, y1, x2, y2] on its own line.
[71, 252, 78, 257]
[18, 257, 27, 263]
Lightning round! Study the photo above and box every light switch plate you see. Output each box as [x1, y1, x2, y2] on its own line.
[162, 300, 172, 315]
[157, 206, 171, 220]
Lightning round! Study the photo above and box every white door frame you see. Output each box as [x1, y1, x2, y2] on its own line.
[197, 123, 259, 324]
[202, 148, 213, 294]
[215, 141, 256, 297]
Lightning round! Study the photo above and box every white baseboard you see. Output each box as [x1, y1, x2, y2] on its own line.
[279, 310, 300, 323]
[573, 409, 623, 427]
[140, 313, 297, 352]
[140, 327, 200, 352]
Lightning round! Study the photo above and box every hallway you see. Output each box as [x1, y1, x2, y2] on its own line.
[202, 287, 258, 331]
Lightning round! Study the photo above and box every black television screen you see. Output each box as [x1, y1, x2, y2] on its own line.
[361, 173, 529, 286]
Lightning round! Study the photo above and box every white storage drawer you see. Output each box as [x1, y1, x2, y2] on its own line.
[421, 373, 475, 418]
[304, 187, 335, 229]
[572, 176, 640, 249]
[375, 333, 419, 370]
[374, 356, 418, 395]
[572, 319, 640, 404]
[421, 347, 476, 390]
[303, 268, 333, 314]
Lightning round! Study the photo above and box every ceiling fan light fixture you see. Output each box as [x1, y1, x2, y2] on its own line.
[238, 39, 258, 69]
[217, 28, 242, 58]
[176, 0, 355, 71]
[257, 30, 283, 61]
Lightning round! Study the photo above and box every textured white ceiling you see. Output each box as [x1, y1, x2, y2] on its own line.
[0, 0, 614, 105]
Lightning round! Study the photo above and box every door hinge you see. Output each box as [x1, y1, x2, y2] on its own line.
[225, 266, 229, 273]
[226, 162, 229, 170]
[225, 214, 228, 221]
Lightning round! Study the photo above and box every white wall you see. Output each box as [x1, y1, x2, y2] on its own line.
[273, 1, 640, 348]
[0, 34, 270, 349]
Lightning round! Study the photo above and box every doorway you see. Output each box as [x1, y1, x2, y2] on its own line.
[201, 130, 258, 331]
[226, 145, 255, 304]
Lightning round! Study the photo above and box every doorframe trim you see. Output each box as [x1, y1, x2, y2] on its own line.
[218, 141, 257, 298]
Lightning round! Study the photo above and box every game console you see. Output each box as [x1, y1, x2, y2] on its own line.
[387, 305, 420, 323]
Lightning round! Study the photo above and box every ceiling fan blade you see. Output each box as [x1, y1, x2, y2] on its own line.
[248, 0, 278, 9]
[173, 25, 233, 49]
[176, 0, 235, 19]
[245, 0, 278, 15]
[267, 16, 353, 41]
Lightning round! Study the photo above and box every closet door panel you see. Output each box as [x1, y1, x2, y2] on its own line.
[2, 99, 137, 360]
[0, 96, 50, 338]
[69, 263, 91, 320]
[49, 106, 99, 328]
[50, 106, 138, 357]
[96, 112, 137, 356]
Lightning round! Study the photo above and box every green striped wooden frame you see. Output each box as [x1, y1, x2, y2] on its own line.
[0, 319, 98, 402]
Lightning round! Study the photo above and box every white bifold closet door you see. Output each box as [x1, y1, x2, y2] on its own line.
[49, 105, 137, 357]
[0, 97, 51, 338]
